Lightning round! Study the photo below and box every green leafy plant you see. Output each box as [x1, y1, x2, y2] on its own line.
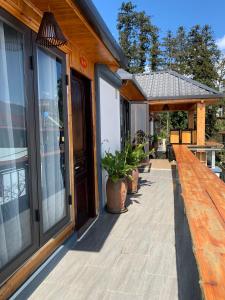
[101, 150, 133, 183]
[125, 141, 148, 168]
[158, 130, 167, 140]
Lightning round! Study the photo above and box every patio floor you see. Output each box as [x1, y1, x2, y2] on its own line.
[13, 160, 201, 300]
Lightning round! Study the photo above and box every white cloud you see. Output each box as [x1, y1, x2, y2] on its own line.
[216, 35, 225, 51]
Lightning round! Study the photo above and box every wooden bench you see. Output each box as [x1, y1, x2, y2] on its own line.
[173, 145, 225, 300]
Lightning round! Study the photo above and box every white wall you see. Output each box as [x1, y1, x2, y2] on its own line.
[130, 103, 149, 141]
[99, 77, 121, 207]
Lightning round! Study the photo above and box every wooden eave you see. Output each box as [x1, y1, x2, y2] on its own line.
[149, 98, 218, 105]
[120, 81, 145, 101]
[23, 0, 120, 67]
[149, 103, 197, 112]
[147, 98, 219, 112]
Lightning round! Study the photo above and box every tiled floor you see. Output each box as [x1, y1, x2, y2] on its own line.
[14, 160, 199, 300]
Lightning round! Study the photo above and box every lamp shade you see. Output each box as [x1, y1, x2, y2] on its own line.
[36, 12, 67, 48]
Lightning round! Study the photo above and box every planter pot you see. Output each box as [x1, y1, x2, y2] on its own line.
[127, 168, 139, 194]
[106, 178, 128, 214]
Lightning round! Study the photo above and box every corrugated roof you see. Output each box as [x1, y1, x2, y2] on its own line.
[116, 68, 133, 80]
[134, 70, 225, 100]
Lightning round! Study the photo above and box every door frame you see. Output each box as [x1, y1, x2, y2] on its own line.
[70, 69, 96, 228]
[32, 39, 71, 245]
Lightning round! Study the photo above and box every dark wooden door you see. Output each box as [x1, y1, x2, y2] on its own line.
[71, 70, 95, 229]
[120, 98, 130, 148]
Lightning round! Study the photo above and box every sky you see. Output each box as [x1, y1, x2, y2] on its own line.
[93, 0, 225, 51]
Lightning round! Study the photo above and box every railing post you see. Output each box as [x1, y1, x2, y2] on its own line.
[196, 102, 205, 146]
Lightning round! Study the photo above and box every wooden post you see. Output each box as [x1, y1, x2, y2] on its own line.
[197, 102, 206, 145]
[188, 110, 195, 129]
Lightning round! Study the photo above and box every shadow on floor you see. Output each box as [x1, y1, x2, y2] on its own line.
[13, 177, 146, 299]
[171, 165, 202, 300]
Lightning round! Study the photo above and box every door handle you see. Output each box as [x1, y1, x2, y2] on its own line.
[75, 166, 80, 171]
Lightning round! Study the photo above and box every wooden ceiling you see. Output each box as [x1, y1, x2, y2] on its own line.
[148, 98, 218, 113]
[120, 81, 145, 101]
[150, 103, 196, 112]
[29, 0, 119, 66]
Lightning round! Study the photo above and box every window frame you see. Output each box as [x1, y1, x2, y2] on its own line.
[32, 35, 70, 245]
[0, 8, 71, 286]
[0, 8, 39, 286]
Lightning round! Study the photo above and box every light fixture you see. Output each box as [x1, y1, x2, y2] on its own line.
[36, 12, 68, 48]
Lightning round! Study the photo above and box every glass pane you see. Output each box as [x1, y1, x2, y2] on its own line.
[0, 21, 32, 269]
[37, 49, 66, 233]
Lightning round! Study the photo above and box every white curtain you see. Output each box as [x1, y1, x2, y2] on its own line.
[0, 21, 31, 268]
[37, 49, 66, 233]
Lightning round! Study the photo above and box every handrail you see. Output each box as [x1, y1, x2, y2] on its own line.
[173, 145, 225, 300]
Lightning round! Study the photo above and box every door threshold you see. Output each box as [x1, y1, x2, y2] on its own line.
[77, 216, 99, 241]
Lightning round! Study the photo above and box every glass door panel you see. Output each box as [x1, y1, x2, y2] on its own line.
[37, 49, 67, 234]
[0, 20, 32, 269]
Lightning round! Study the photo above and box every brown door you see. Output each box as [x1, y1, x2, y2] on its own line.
[71, 70, 95, 229]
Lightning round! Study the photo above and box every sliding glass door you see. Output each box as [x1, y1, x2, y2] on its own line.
[36, 48, 69, 241]
[0, 9, 70, 284]
[0, 14, 39, 283]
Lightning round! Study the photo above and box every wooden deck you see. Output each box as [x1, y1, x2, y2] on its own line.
[173, 145, 225, 300]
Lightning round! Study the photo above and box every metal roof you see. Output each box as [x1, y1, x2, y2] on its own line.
[75, 0, 128, 68]
[134, 70, 225, 100]
[116, 68, 133, 80]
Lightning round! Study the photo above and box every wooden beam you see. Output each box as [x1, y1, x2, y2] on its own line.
[196, 102, 206, 145]
[149, 98, 218, 105]
[188, 110, 195, 129]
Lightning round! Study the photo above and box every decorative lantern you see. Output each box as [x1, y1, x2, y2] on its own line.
[36, 12, 67, 48]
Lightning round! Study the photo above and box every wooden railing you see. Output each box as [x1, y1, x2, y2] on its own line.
[173, 145, 225, 300]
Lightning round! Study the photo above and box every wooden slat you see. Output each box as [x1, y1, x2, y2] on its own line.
[173, 145, 225, 300]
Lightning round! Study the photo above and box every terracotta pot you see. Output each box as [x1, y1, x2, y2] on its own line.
[106, 178, 128, 214]
[127, 168, 139, 194]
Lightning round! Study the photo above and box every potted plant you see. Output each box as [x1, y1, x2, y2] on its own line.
[125, 141, 151, 194]
[101, 150, 133, 213]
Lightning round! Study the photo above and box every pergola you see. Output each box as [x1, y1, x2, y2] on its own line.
[118, 69, 225, 146]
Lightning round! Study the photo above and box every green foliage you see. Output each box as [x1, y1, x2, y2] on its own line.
[117, 1, 161, 73]
[158, 130, 167, 139]
[117, 1, 225, 139]
[102, 140, 152, 183]
[101, 150, 133, 183]
[125, 141, 150, 169]
[187, 25, 220, 88]
[170, 111, 188, 130]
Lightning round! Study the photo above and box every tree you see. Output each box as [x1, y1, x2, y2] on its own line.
[187, 25, 220, 88]
[162, 30, 176, 69]
[174, 26, 188, 74]
[117, 1, 161, 73]
[117, 2, 139, 73]
[150, 26, 162, 71]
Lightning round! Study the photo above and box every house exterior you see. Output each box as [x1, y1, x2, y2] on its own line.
[134, 70, 224, 146]
[1, 0, 225, 298]
[0, 0, 129, 297]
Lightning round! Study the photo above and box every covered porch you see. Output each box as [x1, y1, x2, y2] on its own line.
[11, 159, 200, 300]
[134, 70, 224, 147]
